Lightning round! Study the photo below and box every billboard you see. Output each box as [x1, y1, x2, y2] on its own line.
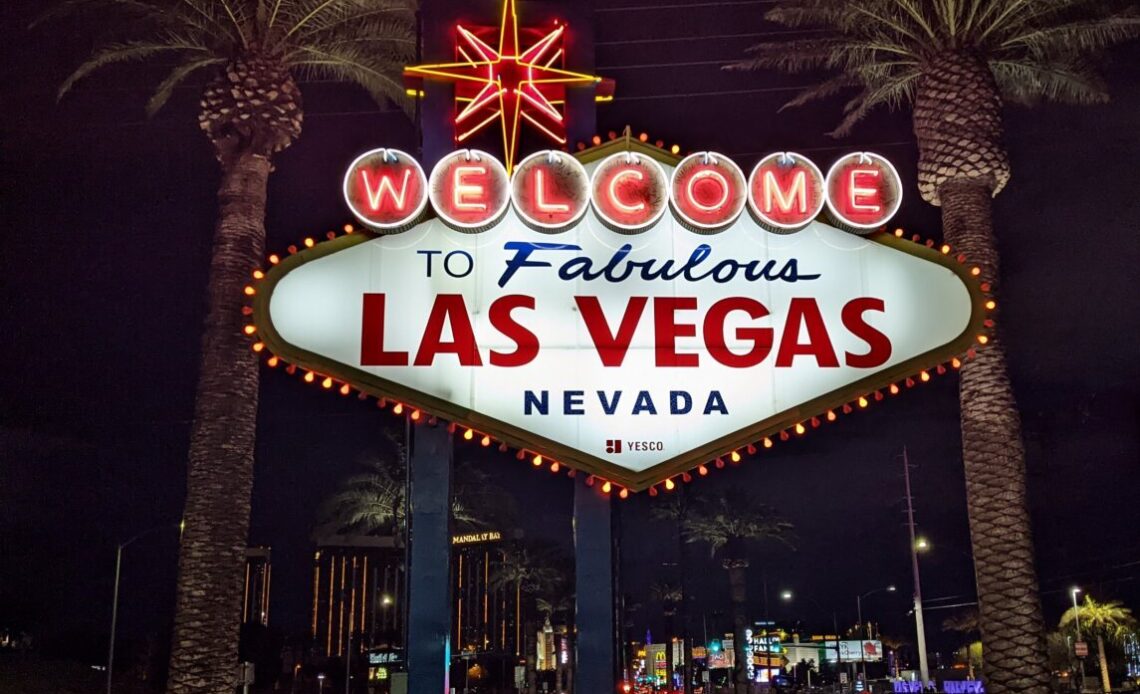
[251, 142, 987, 491]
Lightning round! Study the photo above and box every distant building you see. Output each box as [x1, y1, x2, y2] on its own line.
[451, 530, 522, 658]
[310, 535, 404, 658]
[243, 547, 271, 626]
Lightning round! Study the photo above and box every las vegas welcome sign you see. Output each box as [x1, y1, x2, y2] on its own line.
[250, 139, 987, 492]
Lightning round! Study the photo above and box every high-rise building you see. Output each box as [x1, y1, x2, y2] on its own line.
[311, 535, 404, 658]
[243, 547, 271, 626]
[451, 530, 522, 658]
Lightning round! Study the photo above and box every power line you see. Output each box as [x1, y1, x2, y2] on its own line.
[596, 29, 822, 46]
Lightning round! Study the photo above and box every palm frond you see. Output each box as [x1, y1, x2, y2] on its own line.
[30, 0, 163, 29]
[146, 56, 225, 116]
[1001, 15, 1140, 55]
[829, 69, 919, 136]
[990, 59, 1108, 105]
[58, 38, 211, 100]
[290, 43, 412, 110]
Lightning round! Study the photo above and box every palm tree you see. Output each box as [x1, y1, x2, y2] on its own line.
[1060, 596, 1137, 693]
[317, 439, 519, 537]
[490, 544, 567, 694]
[41, 2, 415, 690]
[682, 491, 793, 694]
[728, 4, 1140, 694]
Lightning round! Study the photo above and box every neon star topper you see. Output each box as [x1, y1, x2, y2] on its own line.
[403, 0, 614, 173]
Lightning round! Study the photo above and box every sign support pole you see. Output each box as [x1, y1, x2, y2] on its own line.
[574, 478, 617, 692]
[405, 420, 452, 694]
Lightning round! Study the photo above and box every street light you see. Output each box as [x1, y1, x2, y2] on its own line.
[781, 591, 843, 690]
[106, 522, 180, 694]
[856, 586, 897, 682]
[1072, 587, 1085, 692]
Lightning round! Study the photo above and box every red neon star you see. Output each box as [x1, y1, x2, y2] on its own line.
[404, 0, 614, 173]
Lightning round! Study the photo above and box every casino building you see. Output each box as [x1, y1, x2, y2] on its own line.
[310, 529, 532, 684]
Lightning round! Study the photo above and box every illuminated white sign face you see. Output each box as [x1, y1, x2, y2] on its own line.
[257, 148, 983, 491]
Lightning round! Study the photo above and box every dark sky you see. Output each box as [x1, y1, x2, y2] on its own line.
[2, 0, 1138, 664]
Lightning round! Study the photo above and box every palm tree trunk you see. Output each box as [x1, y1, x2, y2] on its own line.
[937, 179, 1050, 694]
[725, 561, 750, 694]
[167, 149, 270, 693]
[1096, 634, 1111, 693]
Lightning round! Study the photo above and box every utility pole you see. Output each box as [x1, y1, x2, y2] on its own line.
[903, 448, 930, 686]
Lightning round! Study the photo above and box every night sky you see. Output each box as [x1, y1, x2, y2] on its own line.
[2, 0, 1138, 666]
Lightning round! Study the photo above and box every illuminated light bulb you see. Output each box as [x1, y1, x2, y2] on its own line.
[242, 306, 253, 316]
[826, 410, 837, 422]
[481, 435, 491, 447]
[746, 444, 757, 454]
[874, 390, 884, 401]
[411, 409, 421, 421]
[393, 403, 403, 414]
[321, 377, 333, 389]
[619, 488, 629, 499]
[920, 370, 931, 382]
[551, 462, 560, 473]
[252, 270, 264, 280]
[794, 423, 806, 435]
[890, 383, 900, 395]
[731, 450, 742, 463]
[343, 224, 354, 233]
[842, 404, 853, 414]
[670, 144, 681, 155]
[980, 282, 992, 292]
[664, 478, 675, 491]
[779, 430, 790, 442]
[304, 371, 315, 383]
[285, 364, 297, 375]
[304, 237, 315, 248]
[811, 417, 821, 427]
[532, 454, 543, 466]
[638, 132, 648, 142]
[977, 334, 989, 345]
[464, 428, 474, 440]
[698, 465, 709, 476]
[244, 325, 257, 335]
[906, 377, 916, 388]
[339, 384, 350, 396]
[984, 319, 995, 328]
[603, 480, 613, 493]
[287, 245, 298, 254]
[243, 286, 256, 296]
[894, 228, 904, 237]
[268, 254, 280, 265]
[267, 356, 279, 368]
[763, 437, 773, 448]
[858, 396, 869, 408]
[971, 267, 982, 276]
[682, 472, 692, 483]
[940, 244, 951, 254]
[591, 135, 601, 145]
[985, 300, 996, 310]
[252, 342, 264, 353]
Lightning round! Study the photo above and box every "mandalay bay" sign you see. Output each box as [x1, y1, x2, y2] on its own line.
[250, 141, 987, 492]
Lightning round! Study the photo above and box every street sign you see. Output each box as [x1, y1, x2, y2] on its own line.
[1074, 641, 1088, 657]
